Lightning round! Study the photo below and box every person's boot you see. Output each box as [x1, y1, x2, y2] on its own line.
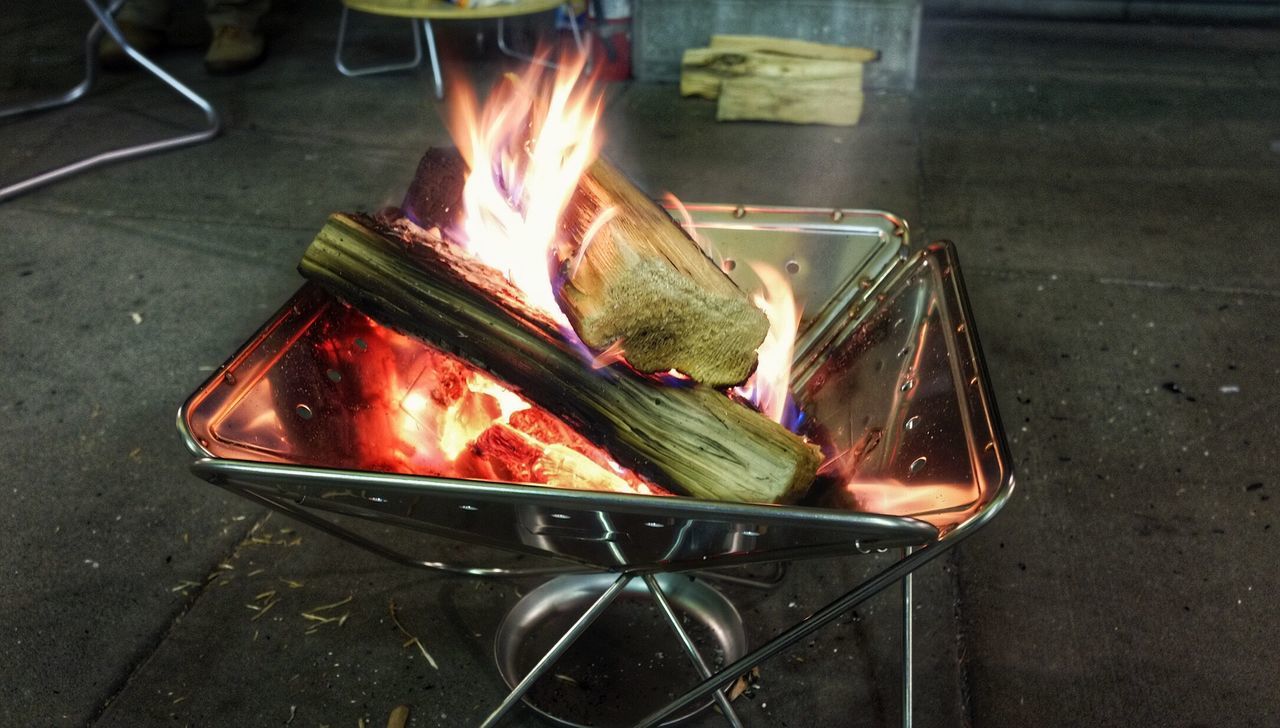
[98, 21, 165, 71]
[204, 25, 266, 75]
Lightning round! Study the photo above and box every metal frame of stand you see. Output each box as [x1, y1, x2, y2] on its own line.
[0, 0, 221, 202]
[179, 207, 1015, 727]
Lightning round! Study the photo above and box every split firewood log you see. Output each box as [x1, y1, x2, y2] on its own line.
[555, 157, 769, 386]
[401, 148, 769, 387]
[298, 213, 820, 503]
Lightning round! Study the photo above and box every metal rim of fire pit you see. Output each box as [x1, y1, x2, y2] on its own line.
[177, 206, 1015, 727]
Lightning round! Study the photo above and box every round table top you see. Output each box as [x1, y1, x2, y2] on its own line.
[342, 0, 566, 19]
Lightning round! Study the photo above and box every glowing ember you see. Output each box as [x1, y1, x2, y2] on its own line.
[736, 262, 801, 429]
[448, 51, 604, 324]
[354, 314, 663, 495]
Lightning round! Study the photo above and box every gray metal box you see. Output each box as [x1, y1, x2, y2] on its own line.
[633, 0, 921, 91]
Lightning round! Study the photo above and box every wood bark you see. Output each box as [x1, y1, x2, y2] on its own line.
[556, 158, 769, 386]
[298, 213, 820, 504]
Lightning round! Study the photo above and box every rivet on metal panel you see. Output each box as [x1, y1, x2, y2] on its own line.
[909, 456, 927, 475]
[550, 513, 572, 520]
[722, 258, 736, 272]
[831, 209, 844, 222]
[732, 205, 746, 219]
[223, 371, 237, 385]
[295, 404, 314, 420]
[459, 504, 479, 511]
[326, 369, 342, 382]
[785, 260, 801, 274]
[643, 521, 665, 528]
[900, 380, 914, 393]
[904, 415, 921, 431]
[956, 323, 967, 333]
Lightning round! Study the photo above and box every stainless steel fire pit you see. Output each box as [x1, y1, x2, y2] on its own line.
[178, 205, 1014, 727]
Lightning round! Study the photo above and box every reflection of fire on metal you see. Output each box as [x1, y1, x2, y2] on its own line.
[226, 304, 668, 496]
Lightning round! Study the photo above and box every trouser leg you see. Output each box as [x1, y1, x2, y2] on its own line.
[116, 0, 173, 31]
[205, 0, 271, 30]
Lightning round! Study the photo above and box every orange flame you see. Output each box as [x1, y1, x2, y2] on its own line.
[737, 263, 801, 427]
[448, 51, 604, 324]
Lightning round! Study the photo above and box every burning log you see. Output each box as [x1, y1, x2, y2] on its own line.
[556, 158, 770, 387]
[298, 213, 820, 504]
[402, 147, 467, 230]
[402, 149, 769, 388]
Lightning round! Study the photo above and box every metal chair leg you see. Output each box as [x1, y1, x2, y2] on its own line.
[0, 0, 221, 203]
[495, 3, 587, 67]
[422, 19, 444, 99]
[0, 0, 111, 120]
[334, 5, 424, 77]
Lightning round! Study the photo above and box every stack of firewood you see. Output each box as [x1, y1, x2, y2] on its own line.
[296, 149, 822, 505]
[680, 35, 878, 127]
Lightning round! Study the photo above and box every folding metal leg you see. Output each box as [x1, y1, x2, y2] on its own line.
[0, 0, 221, 203]
[495, 2, 586, 67]
[479, 573, 632, 728]
[333, 6, 424, 78]
[644, 574, 745, 728]
[636, 544, 947, 728]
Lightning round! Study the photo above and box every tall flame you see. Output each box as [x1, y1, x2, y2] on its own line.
[449, 52, 604, 323]
[738, 263, 801, 428]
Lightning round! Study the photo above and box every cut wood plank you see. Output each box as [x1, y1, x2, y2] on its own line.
[298, 213, 821, 504]
[709, 34, 879, 64]
[718, 76, 864, 126]
[680, 48, 861, 100]
[557, 157, 769, 387]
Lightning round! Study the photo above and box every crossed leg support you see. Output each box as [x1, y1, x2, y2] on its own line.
[229, 485, 927, 727]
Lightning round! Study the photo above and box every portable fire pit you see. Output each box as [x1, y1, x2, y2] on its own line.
[179, 204, 1013, 727]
